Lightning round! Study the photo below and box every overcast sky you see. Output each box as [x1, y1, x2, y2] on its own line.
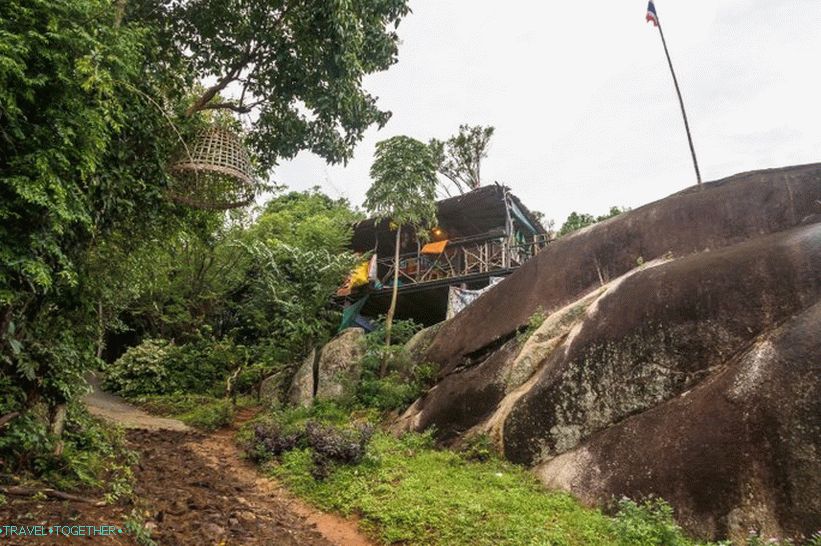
[273, 0, 821, 225]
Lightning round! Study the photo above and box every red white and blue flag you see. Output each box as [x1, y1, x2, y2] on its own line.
[646, 1, 659, 27]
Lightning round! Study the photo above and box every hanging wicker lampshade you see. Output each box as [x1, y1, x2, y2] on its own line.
[167, 126, 257, 210]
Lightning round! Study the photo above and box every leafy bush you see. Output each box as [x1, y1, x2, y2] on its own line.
[305, 421, 374, 480]
[612, 498, 693, 546]
[50, 405, 137, 501]
[104, 338, 243, 397]
[103, 339, 172, 397]
[0, 408, 51, 475]
[0, 402, 136, 500]
[250, 421, 305, 462]
[353, 318, 438, 412]
[131, 394, 215, 416]
[180, 399, 234, 431]
[459, 433, 496, 462]
[266, 400, 358, 429]
[245, 404, 375, 479]
[516, 307, 547, 343]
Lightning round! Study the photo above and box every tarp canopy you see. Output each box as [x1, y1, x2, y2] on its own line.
[421, 240, 448, 254]
[446, 277, 505, 319]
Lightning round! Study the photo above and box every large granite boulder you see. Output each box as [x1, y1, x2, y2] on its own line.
[397, 164, 821, 542]
[405, 322, 444, 364]
[535, 302, 821, 543]
[424, 163, 821, 375]
[315, 327, 365, 401]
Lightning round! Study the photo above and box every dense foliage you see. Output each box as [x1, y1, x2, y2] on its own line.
[101, 189, 359, 405]
[365, 136, 438, 348]
[154, 0, 410, 169]
[354, 319, 438, 412]
[0, 0, 402, 483]
[0, 0, 202, 475]
[102, 338, 241, 397]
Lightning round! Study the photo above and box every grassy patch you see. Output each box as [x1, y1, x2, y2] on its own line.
[131, 394, 255, 431]
[265, 427, 714, 546]
[516, 307, 547, 343]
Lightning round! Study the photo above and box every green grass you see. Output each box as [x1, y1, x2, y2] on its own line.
[267, 430, 716, 546]
[131, 394, 255, 431]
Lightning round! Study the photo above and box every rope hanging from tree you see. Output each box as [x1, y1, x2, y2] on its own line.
[167, 126, 257, 210]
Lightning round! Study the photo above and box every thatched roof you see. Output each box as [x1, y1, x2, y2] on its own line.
[351, 184, 545, 253]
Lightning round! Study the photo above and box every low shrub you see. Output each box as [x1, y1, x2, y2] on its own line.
[104, 338, 244, 398]
[354, 318, 438, 413]
[132, 394, 217, 415]
[102, 339, 172, 398]
[611, 497, 693, 546]
[245, 404, 375, 480]
[131, 394, 238, 431]
[305, 421, 374, 480]
[249, 420, 305, 462]
[0, 402, 136, 501]
[459, 433, 496, 462]
[180, 399, 234, 431]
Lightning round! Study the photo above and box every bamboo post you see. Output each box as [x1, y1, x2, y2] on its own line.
[655, 15, 702, 187]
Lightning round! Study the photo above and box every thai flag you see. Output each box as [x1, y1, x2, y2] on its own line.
[646, 1, 659, 27]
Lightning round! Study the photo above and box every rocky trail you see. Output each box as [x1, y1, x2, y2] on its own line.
[1, 383, 371, 545]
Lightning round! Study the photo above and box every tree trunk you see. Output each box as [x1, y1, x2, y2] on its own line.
[50, 403, 67, 457]
[381, 225, 402, 377]
[113, 0, 127, 28]
[96, 301, 105, 360]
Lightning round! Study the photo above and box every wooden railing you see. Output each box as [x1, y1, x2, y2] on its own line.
[376, 234, 549, 287]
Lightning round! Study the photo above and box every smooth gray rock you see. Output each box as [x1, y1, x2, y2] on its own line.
[315, 328, 365, 401]
[286, 349, 316, 407]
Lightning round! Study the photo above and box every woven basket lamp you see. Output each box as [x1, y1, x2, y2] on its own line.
[167, 126, 256, 210]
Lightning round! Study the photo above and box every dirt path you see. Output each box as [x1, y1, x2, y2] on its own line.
[83, 374, 190, 432]
[128, 425, 371, 546]
[31, 381, 373, 545]
[128, 429, 334, 545]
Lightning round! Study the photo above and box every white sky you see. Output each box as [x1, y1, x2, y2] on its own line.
[273, 0, 821, 225]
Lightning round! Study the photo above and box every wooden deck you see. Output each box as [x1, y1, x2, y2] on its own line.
[376, 234, 549, 292]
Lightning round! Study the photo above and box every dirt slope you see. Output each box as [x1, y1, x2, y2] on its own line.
[1, 385, 371, 545]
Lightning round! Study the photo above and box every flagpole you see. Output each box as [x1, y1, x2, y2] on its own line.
[655, 15, 702, 187]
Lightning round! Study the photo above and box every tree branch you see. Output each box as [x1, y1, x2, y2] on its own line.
[0, 411, 20, 429]
[199, 100, 263, 114]
[186, 69, 244, 116]
[185, 26, 277, 116]
[0, 486, 105, 506]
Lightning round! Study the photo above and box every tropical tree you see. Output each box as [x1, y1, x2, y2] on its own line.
[0, 0, 410, 473]
[144, 0, 411, 169]
[429, 124, 495, 196]
[558, 207, 627, 237]
[364, 137, 438, 361]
